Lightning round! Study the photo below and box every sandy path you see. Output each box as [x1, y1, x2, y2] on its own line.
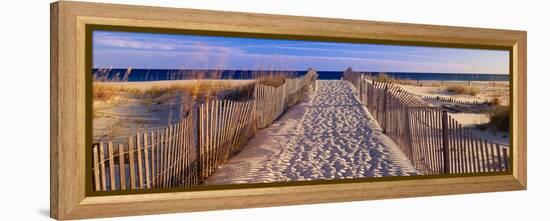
[205, 80, 418, 185]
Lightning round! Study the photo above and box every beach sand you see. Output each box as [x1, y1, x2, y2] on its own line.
[204, 80, 418, 185]
[93, 92, 191, 144]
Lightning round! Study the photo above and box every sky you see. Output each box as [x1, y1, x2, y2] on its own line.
[93, 30, 509, 74]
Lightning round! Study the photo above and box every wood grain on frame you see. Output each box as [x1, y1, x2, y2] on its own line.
[50, 1, 527, 219]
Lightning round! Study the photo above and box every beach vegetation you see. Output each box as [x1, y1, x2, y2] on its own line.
[257, 76, 285, 87]
[93, 84, 121, 102]
[374, 73, 393, 83]
[446, 85, 480, 96]
[252, 70, 294, 87]
[94, 81, 255, 103]
[93, 68, 293, 103]
[371, 72, 416, 85]
[490, 97, 501, 106]
[488, 105, 509, 132]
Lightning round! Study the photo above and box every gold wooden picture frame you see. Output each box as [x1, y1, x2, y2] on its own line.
[50, 1, 527, 219]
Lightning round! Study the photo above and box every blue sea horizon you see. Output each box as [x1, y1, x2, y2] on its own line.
[92, 69, 509, 82]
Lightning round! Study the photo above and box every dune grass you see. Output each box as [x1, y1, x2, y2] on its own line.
[446, 85, 480, 96]
[93, 84, 141, 102]
[253, 70, 295, 87]
[257, 76, 285, 87]
[373, 73, 393, 83]
[93, 68, 299, 103]
[369, 73, 417, 85]
[93, 80, 255, 102]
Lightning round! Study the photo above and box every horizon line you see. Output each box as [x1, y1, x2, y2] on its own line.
[92, 67, 509, 75]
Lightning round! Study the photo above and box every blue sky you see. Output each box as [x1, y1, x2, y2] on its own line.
[93, 30, 509, 74]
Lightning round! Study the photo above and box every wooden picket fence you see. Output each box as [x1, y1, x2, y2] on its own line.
[92, 111, 197, 191]
[255, 68, 318, 129]
[408, 107, 509, 174]
[284, 70, 316, 108]
[197, 99, 257, 180]
[343, 70, 509, 175]
[92, 69, 318, 191]
[422, 95, 488, 106]
[255, 84, 286, 129]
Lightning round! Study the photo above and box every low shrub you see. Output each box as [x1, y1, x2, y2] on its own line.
[488, 105, 510, 132]
[446, 85, 480, 96]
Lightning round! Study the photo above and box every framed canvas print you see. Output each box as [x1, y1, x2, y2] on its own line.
[50, 1, 527, 220]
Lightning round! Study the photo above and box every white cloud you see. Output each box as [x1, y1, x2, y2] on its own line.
[94, 48, 476, 72]
[94, 35, 244, 54]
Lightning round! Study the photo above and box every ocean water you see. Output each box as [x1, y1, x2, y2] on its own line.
[92, 69, 509, 82]
[365, 72, 509, 81]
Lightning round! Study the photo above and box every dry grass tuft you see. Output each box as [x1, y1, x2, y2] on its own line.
[370, 73, 414, 85]
[253, 70, 293, 87]
[93, 84, 121, 101]
[374, 73, 393, 83]
[490, 97, 501, 106]
[446, 85, 480, 96]
[258, 76, 285, 87]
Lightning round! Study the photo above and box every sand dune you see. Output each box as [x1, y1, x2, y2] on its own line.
[204, 80, 418, 185]
[93, 79, 254, 144]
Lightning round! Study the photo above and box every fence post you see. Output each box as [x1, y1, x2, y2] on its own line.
[359, 75, 363, 102]
[382, 84, 388, 133]
[442, 110, 450, 174]
[195, 103, 203, 183]
[282, 81, 287, 111]
[404, 105, 415, 165]
[364, 79, 369, 106]
[355, 76, 363, 102]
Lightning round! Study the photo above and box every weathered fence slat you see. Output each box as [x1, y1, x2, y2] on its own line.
[489, 141, 498, 172]
[151, 131, 156, 187]
[136, 133, 144, 189]
[98, 143, 107, 191]
[442, 111, 450, 174]
[468, 129, 477, 173]
[160, 128, 167, 187]
[92, 145, 101, 191]
[143, 132, 151, 188]
[128, 137, 136, 189]
[199, 103, 204, 180]
[118, 144, 126, 190]
[496, 144, 503, 172]
[459, 127, 468, 173]
[503, 147, 509, 171]
[107, 142, 116, 190]
[174, 123, 180, 185]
